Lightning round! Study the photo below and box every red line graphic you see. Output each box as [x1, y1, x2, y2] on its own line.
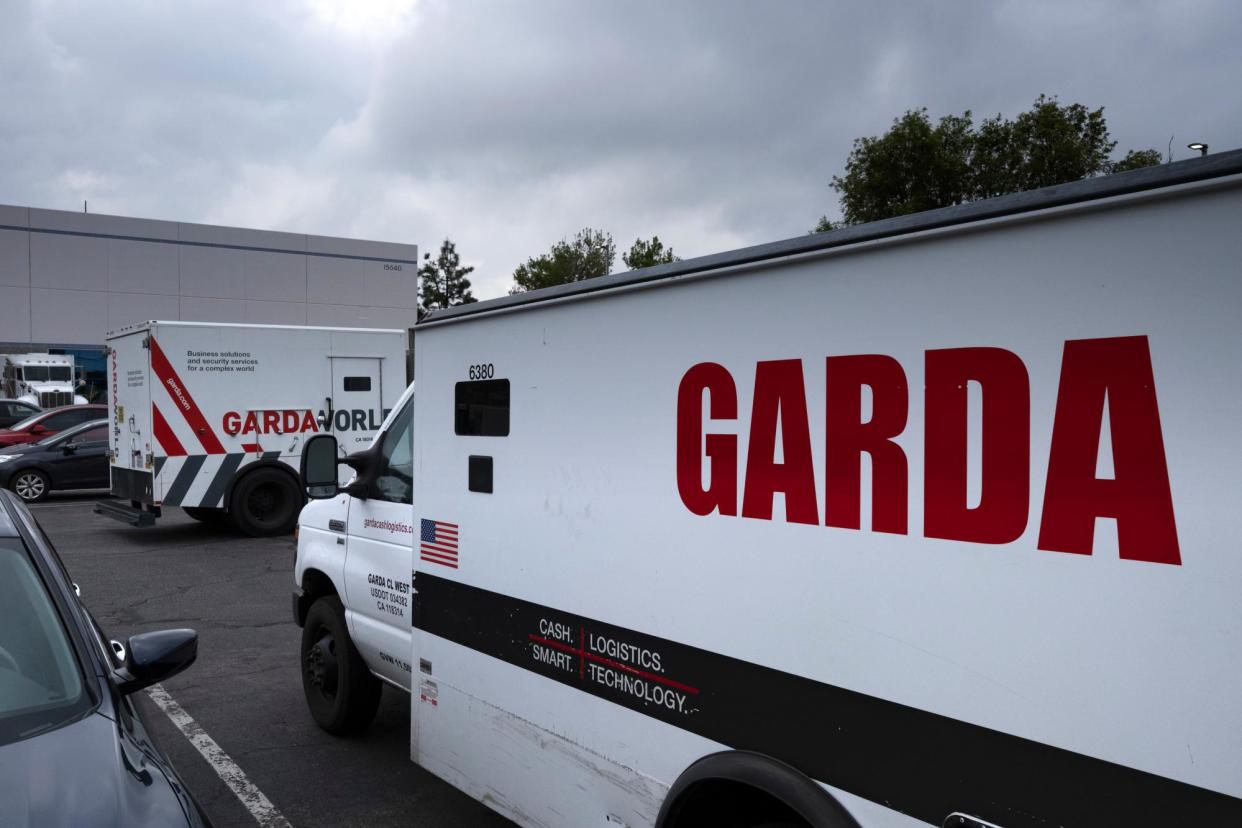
[241, 442, 263, 453]
[152, 404, 187, 456]
[149, 337, 226, 455]
[529, 634, 700, 695]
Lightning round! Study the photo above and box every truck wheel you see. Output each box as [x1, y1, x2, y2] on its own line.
[229, 467, 301, 536]
[183, 507, 227, 524]
[301, 596, 381, 735]
[11, 469, 50, 503]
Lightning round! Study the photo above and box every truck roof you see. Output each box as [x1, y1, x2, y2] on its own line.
[4, 354, 74, 366]
[421, 148, 1242, 327]
[105, 320, 407, 339]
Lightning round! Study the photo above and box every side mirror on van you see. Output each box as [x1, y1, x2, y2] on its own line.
[301, 435, 381, 500]
[301, 434, 342, 499]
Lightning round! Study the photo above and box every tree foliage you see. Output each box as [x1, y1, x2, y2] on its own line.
[810, 216, 836, 234]
[511, 227, 615, 294]
[418, 238, 476, 310]
[622, 235, 680, 269]
[1110, 148, 1164, 173]
[829, 96, 1162, 225]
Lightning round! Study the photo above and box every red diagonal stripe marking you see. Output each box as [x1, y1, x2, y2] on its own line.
[152, 404, 187, 457]
[149, 336, 226, 454]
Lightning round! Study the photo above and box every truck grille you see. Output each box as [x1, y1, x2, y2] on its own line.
[39, 391, 72, 408]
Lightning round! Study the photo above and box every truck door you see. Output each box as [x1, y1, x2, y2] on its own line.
[329, 357, 384, 454]
[342, 395, 414, 689]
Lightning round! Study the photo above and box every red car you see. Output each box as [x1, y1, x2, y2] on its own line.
[0, 404, 107, 448]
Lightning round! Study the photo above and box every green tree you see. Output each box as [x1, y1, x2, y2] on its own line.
[810, 216, 836, 233]
[511, 227, 615, 294]
[622, 235, 680, 269]
[419, 238, 476, 310]
[1110, 148, 1164, 173]
[828, 96, 1162, 225]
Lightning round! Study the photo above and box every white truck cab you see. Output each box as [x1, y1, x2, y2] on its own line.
[293, 381, 415, 732]
[1, 353, 88, 408]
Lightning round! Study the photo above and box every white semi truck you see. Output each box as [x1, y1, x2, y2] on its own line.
[95, 321, 407, 535]
[292, 151, 1242, 827]
[1, 353, 88, 408]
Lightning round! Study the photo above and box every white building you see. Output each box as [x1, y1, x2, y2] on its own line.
[0, 202, 419, 400]
[0, 202, 419, 347]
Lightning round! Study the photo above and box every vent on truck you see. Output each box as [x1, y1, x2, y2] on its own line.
[39, 391, 72, 408]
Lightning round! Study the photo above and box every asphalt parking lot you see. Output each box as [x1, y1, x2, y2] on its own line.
[30, 493, 513, 828]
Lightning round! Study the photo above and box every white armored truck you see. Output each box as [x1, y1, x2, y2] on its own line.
[96, 321, 406, 535]
[1, 353, 88, 408]
[293, 151, 1242, 827]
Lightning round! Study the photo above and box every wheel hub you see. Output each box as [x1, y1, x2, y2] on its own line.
[14, 473, 45, 501]
[305, 631, 338, 696]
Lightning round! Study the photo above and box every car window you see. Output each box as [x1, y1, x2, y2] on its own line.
[74, 426, 107, 444]
[7, 412, 45, 432]
[370, 399, 413, 505]
[0, 537, 89, 746]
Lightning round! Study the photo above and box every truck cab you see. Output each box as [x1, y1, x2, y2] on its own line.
[1, 354, 88, 409]
[291, 381, 414, 733]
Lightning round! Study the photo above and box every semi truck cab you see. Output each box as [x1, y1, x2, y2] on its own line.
[2, 354, 88, 408]
[292, 381, 415, 733]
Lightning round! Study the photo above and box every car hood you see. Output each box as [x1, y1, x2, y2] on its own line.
[0, 710, 192, 827]
[0, 441, 44, 457]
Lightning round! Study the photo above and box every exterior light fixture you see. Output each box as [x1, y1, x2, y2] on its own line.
[1188, 142, 1208, 156]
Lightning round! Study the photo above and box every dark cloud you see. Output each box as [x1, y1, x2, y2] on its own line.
[1, 0, 1239, 298]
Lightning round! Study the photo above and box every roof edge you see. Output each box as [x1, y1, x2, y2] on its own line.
[423, 148, 1242, 325]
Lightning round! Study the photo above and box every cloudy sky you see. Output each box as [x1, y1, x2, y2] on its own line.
[2, 0, 1239, 299]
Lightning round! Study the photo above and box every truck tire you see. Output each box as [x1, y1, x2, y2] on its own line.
[301, 595, 382, 735]
[229, 467, 301, 537]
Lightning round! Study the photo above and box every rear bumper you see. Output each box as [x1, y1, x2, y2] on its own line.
[94, 499, 158, 527]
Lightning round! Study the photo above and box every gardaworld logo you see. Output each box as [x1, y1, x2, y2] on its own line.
[677, 335, 1181, 566]
[165, 378, 192, 412]
[222, 408, 391, 436]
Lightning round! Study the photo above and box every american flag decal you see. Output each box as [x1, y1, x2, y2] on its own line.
[420, 519, 460, 569]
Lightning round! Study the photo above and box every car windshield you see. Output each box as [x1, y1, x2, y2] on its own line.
[0, 537, 89, 746]
[5, 412, 45, 432]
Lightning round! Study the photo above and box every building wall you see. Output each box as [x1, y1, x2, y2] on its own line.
[0, 202, 420, 348]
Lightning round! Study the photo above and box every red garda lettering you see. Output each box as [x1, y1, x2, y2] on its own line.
[282, 410, 301, 433]
[222, 411, 241, 435]
[676, 363, 738, 516]
[824, 355, 908, 534]
[300, 410, 319, 433]
[742, 360, 818, 525]
[262, 411, 280, 433]
[1037, 336, 1180, 565]
[925, 348, 1030, 544]
[241, 411, 259, 435]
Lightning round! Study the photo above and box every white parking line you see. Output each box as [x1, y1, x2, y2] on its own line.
[147, 683, 293, 828]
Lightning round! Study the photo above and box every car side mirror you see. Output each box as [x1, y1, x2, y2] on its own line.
[30, 424, 47, 435]
[301, 434, 341, 499]
[62, 443, 78, 454]
[115, 629, 198, 695]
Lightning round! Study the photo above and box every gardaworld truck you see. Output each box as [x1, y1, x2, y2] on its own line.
[95, 321, 406, 535]
[292, 151, 1242, 827]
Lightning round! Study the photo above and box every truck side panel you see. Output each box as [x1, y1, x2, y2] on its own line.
[108, 329, 154, 502]
[410, 179, 1242, 826]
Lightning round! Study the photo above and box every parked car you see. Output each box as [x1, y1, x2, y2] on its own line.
[0, 420, 110, 503]
[0, 399, 40, 429]
[0, 489, 207, 826]
[0, 404, 106, 449]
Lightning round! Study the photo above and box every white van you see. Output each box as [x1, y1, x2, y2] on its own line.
[293, 151, 1242, 827]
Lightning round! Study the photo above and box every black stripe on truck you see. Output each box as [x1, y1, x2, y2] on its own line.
[412, 573, 1242, 827]
[201, 454, 245, 508]
[162, 456, 205, 506]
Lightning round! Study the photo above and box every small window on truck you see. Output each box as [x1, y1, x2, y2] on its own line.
[455, 379, 510, 436]
[343, 376, 372, 392]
